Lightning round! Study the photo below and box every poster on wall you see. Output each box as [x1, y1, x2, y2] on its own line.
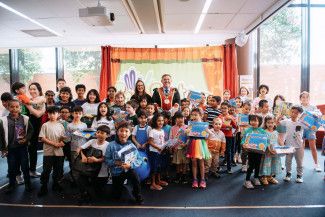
[239, 75, 254, 99]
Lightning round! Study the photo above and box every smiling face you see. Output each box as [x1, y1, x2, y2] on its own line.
[190, 111, 202, 121]
[212, 119, 222, 131]
[60, 91, 70, 103]
[220, 105, 229, 115]
[259, 87, 268, 96]
[136, 81, 145, 94]
[300, 93, 310, 106]
[115, 94, 125, 106]
[117, 127, 131, 144]
[146, 104, 155, 116]
[57, 81, 66, 90]
[99, 104, 108, 116]
[96, 130, 109, 142]
[242, 104, 251, 114]
[161, 75, 171, 88]
[175, 117, 184, 126]
[29, 84, 40, 98]
[223, 91, 230, 101]
[138, 115, 147, 126]
[88, 92, 97, 103]
[76, 88, 85, 98]
[45, 92, 55, 104]
[108, 88, 116, 99]
[265, 119, 275, 130]
[182, 107, 190, 117]
[240, 88, 248, 96]
[156, 116, 164, 129]
[250, 118, 259, 128]
[125, 104, 135, 114]
[60, 108, 70, 121]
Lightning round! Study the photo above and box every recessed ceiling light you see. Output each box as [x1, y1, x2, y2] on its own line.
[0, 1, 61, 36]
[194, 0, 213, 34]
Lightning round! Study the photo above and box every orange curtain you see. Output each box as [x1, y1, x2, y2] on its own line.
[99, 46, 111, 100]
[109, 46, 224, 95]
[223, 43, 239, 98]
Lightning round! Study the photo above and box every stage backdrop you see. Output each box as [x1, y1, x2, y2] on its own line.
[100, 46, 238, 100]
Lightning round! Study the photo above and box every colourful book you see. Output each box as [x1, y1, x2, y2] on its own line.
[228, 98, 237, 108]
[188, 91, 202, 105]
[244, 133, 268, 154]
[299, 111, 322, 132]
[73, 129, 96, 139]
[188, 121, 209, 138]
[238, 114, 249, 126]
[273, 145, 295, 156]
[273, 102, 293, 117]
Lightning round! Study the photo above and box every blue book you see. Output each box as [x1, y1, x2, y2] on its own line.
[188, 91, 202, 104]
[238, 114, 249, 126]
[244, 133, 268, 154]
[188, 121, 209, 138]
[228, 98, 237, 108]
[299, 111, 322, 132]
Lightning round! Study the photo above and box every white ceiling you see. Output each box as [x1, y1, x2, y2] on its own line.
[0, 0, 285, 48]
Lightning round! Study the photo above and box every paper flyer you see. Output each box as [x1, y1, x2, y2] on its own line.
[273, 145, 296, 156]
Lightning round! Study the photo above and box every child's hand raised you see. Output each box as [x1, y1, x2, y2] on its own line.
[121, 163, 131, 170]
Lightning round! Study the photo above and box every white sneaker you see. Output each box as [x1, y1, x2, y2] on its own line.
[283, 173, 291, 182]
[314, 164, 322, 172]
[237, 155, 242, 164]
[241, 165, 247, 172]
[16, 175, 24, 185]
[253, 178, 261, 186]
[107, 177, 112, 184]
[233, 153, 238, 163]
[243, 180, 254, 189]
[296, 176, 303, 183]
[124, 179, 128, 185]
[29, 171, 41, 178]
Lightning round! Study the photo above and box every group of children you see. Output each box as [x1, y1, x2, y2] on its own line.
[0, 79, 324, 205]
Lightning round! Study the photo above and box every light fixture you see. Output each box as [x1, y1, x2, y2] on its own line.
[0, 1, 61, 36]
[194, 0, 213, 34]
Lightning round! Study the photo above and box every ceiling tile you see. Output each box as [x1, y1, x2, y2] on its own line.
[208, 0, 247, 13]
[164, 0, 205, 14]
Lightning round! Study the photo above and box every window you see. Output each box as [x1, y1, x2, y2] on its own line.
[259, 1, 302, 104]
[63, 47, 101, 98]
[18, 48, 56, 94]
[310, 2, 325, 105]
[0, 49, 10, 111]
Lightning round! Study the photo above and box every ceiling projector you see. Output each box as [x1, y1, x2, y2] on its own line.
[79, 5, 115, 26]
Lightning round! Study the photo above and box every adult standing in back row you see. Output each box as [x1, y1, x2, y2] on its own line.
[152, 74, 181, 112]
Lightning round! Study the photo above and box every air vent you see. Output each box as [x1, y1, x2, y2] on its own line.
[21, 29, 57, 37]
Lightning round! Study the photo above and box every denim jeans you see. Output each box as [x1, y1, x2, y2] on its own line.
[7, 146, 30, 186]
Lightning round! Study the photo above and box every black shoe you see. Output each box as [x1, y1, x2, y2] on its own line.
[211, 172, 221, 179]
[37, 185, 48, 197]
[181, 175, 188, 184]
[77, 192, 91, 206]
[25, 183, 33, 193]
[134, 195, 144, 205]
[52, 183, 63, 192]
[5, 185, 15, 195]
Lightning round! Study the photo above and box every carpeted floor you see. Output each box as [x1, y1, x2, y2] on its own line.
[0, 149, 324, 217]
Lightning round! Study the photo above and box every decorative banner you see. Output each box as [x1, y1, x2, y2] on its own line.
[244, 133, 268, 154]
[299, 111, 323, 132]
[188, 121, 209, 138]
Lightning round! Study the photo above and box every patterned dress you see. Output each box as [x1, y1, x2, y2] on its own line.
[259, 130, 282, 176]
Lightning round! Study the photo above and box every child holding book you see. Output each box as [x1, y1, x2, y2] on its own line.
[186, 108, 211, 189]
[242, 114, 266, 189]
[170, 112, 188, 184]
[278, 105, 305, 183]
[148, 113, 168, 190]
[38, 106, 66, 197]
[260, 115, 282, 185]
[105, 121, 144, 204]
[0, 99, 33, 194]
